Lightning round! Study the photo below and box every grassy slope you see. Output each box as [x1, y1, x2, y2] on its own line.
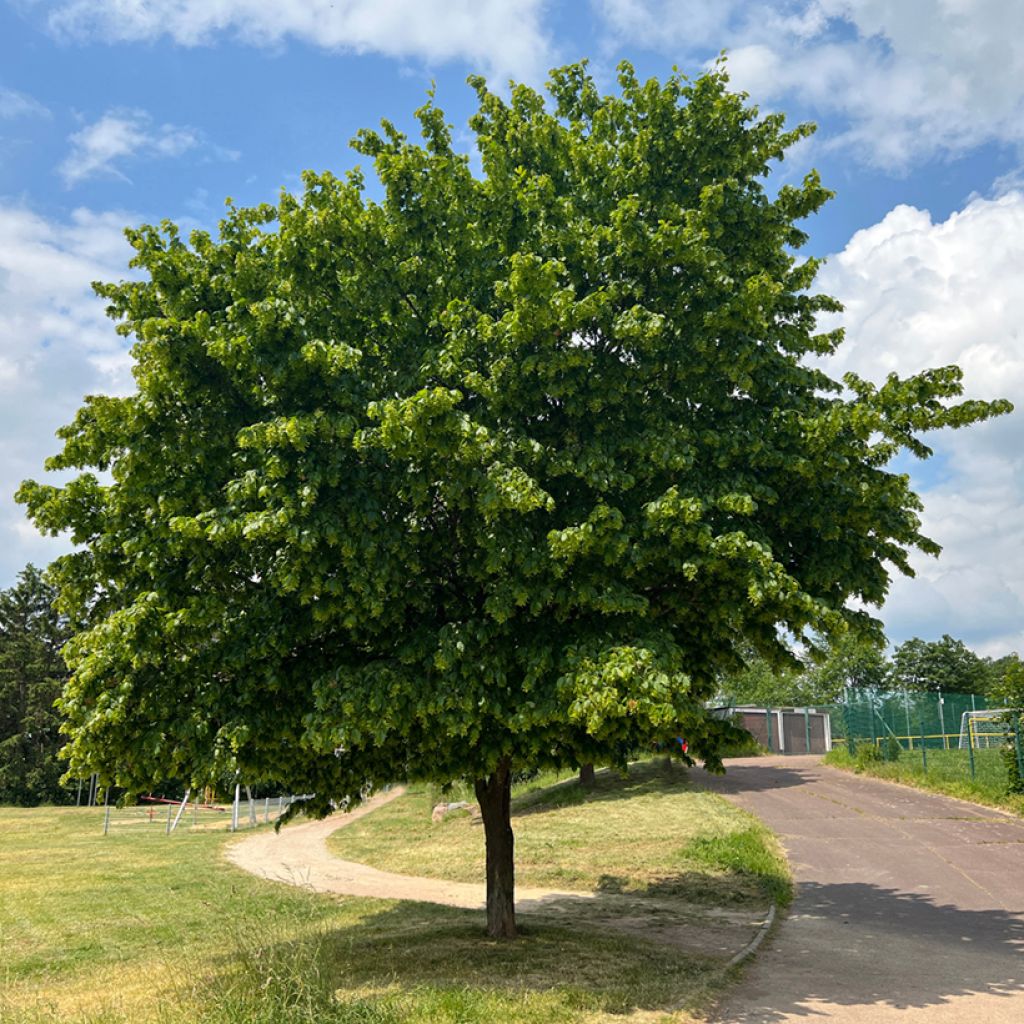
[329, 759, 789, 907]
[0, 762, 788, 1024]
[824, 748, 1024, 816]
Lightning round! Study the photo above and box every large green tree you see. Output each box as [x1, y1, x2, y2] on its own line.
[20, 63, 1009, 937]
[0, 565, 72, 805]
[890, 635, 988, 694]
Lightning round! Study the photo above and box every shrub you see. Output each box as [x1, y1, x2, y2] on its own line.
[854, 745, 883, 771]
[883, 737, 903, 762]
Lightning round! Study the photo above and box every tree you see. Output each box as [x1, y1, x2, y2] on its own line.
[0, 565, 72, 805]
[804, 631, 890, 701]
[717, 651, 808, 707]
[890, 635, 988, 694]
[19, 62, 1009, 938]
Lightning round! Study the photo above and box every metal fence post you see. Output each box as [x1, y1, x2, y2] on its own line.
[165, 803, 173, 834]
[232, 783, 240, 832]
[804, 708, 812, 753]
[103, 788, 111, 836]
[967, 729, 976, 780]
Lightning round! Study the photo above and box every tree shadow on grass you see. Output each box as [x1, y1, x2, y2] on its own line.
[205, 879, 1024, 1022]
[511, 756, 807, 819]
[202, 896, 734, 1022]
[713, 881, 1024, 1022]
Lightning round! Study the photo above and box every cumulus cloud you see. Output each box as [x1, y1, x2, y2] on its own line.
[0, 203, 135, 583]
[815, 191, 1024, 654]
[58, 109, 232, 187]
[595, 0, 1024, 170]
[44, 0, 554, 83]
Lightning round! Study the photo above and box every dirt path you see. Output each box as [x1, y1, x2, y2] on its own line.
[697, 756, 1024, 1023]
[225, 784, 770, 961]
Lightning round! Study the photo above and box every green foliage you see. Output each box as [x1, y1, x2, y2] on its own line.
[718, 651, 808, 707]
[719, 630, 888, 707]
[805, 630, 889, 699]
[0, 565, 72, 805]
[854, 744, 884, 770]
[991, 653, 1024, 708]
[19, 61, 1009, 814]
[882, 736, 903, 762]
[890, 635, 989, 694]
[679, 825, 791, 905]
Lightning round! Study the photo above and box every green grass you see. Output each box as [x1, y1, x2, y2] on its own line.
[0, 763, 788, 1023]
[824, 746, 1024, 815]
[329, 759, 789, 908]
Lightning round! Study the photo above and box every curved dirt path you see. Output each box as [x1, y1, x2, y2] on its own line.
[226, 787, 595, 909]
[225, 784, 770, 959]
[698, 756, 1024, 1024]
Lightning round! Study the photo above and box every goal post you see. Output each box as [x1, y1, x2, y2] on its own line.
[958, 709, 1011, 750]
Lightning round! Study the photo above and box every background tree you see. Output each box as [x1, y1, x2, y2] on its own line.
[0, 565, 72, 805]
[19, 62, 1009, 937]
[804, 631, 890, 700]
[716, 650, 809, 707]
[890, 635, 988, 694]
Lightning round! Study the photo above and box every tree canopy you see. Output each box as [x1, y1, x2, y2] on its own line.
[0, 565, 72, 805]
[890, 634, 990, 694]
[19, 61, 1010, 936]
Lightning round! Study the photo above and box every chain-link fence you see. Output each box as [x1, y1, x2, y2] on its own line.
[837, 688, 1024, 794]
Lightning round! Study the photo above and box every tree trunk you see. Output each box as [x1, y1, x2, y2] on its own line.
[474, 758, 517, 939]
[579, 762, 595, 787]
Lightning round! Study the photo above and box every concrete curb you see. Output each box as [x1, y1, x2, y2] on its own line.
[727, 902, 777, 968]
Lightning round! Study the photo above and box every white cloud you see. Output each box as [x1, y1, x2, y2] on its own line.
[58, 110, 215, 186]
[816, 190, 1024, 654]
[0, 86, 51, 120]
[595, 0, 1024, 170]
[0, 203, 135, 584]
[45, 0, 554, 83]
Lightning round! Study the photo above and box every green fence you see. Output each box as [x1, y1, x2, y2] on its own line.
[838, 688, 1024, 792]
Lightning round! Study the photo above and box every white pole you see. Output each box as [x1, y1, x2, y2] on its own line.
[232, 783, 240, 831]
[103, 788, 111, 835]
[169, 789, 191, 834]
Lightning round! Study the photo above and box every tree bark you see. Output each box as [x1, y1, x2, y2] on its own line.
[579, 762, 595, 787]
[474, 758, 517, 938]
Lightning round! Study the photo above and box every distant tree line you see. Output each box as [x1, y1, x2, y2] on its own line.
[718, 632, 1023, 708]
[0, 564, 73, 805]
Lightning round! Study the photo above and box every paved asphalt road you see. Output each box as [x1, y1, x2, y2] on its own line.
[697, 756, 1024, 1022]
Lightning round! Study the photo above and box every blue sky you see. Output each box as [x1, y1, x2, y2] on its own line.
[1, 0, 1022, 655]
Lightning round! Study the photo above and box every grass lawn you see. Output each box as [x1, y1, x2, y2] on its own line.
[0, 760, 788, 1024]
[824, 747, 1024, 816]
[328, 759, 789, 908]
